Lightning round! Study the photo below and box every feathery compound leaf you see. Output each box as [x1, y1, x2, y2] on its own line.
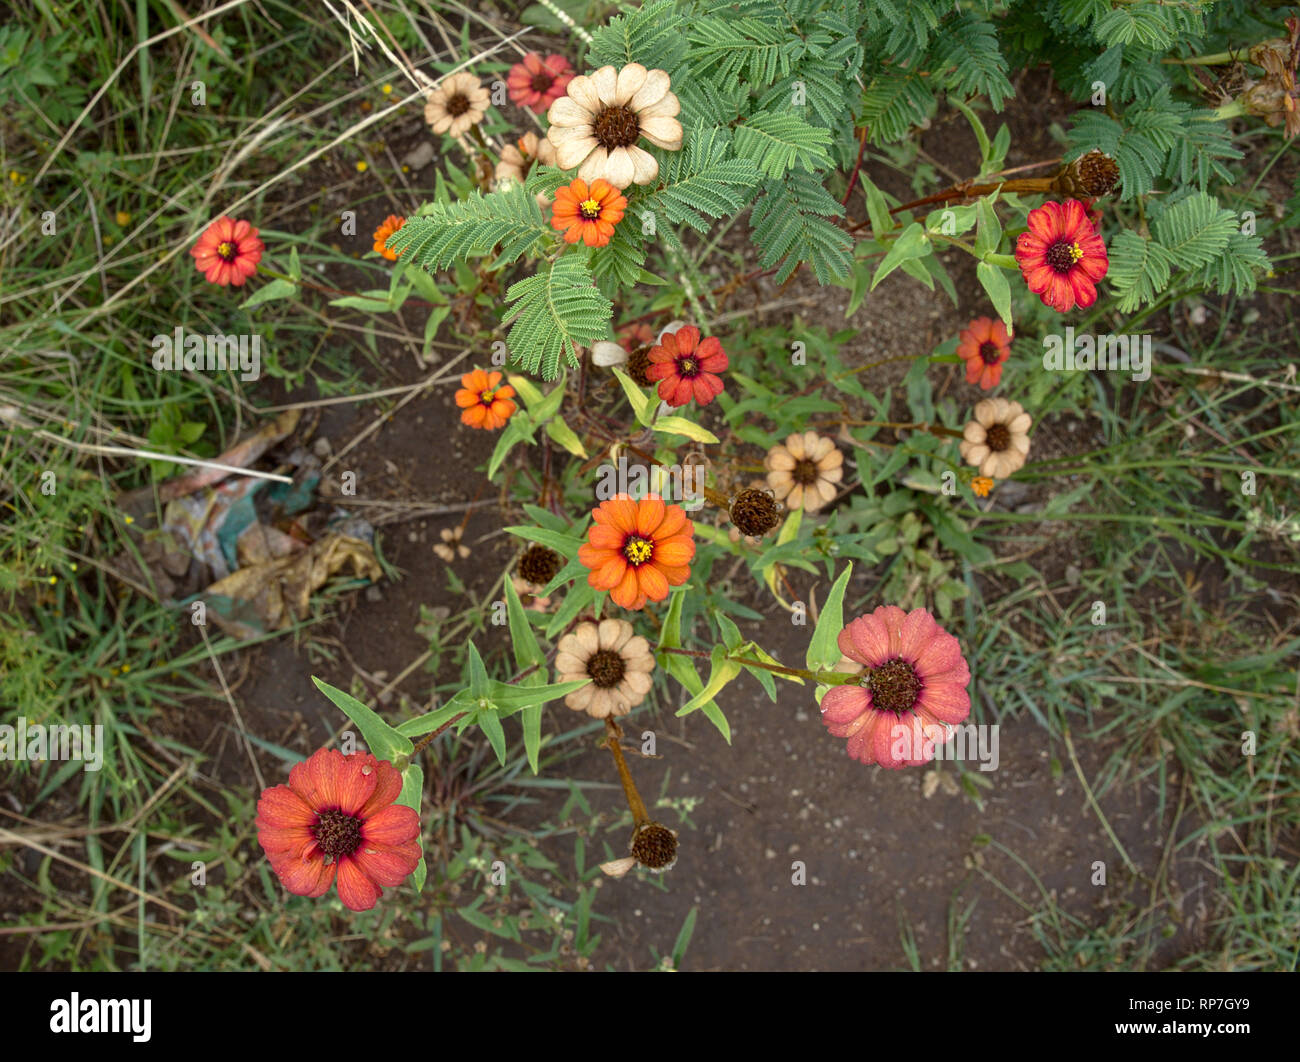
[505, 256, 612, 381]
[749, 172, 852, 284]
[686, 17, 793, 87]
[928, 12, 1013, 110]
[1106, 230, 1175, 313]
[733, 111, 833, 178]
[635, 125, 762, 234]
[587, 0, 688, 75]
[860, 70, 935, 144]
[388, 184, 552, 271]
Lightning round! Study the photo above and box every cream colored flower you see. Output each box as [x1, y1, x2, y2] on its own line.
[555, 619, 655, 718]
[959, 398, 1032, 479]
[764, 431, 844, 512]
[545, 63, 682, 189]
[434, 527, 470, 562]
[424, 72, 490, 137]
[494, 132, 555, 207]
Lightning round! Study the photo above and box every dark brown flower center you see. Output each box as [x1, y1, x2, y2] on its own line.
[978, 341, 1000, 366]
[446, 93, 470, 117]
[530, 71, 554, 92]
[622, 534, 654, 567]
[587, 648, 626, 688]
[314, 808, 363, 862]
[1045, 239, 1081, 274]
[631, 822, 677, 870]
[677, 355, 699, 378]
[866, 657, 923, 715]
[593, 104, 640, 149]
[626, 346, 653, 386]
[518, 544, 561, 585]
[217, 240, 237, 262]
[729, 488, 781, 538]
[792, 458, 819, 486]
[985, 423, 1011, 451]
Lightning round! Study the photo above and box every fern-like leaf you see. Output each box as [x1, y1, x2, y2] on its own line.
[504, 256, 612, 380]
[635, 125, 762, 234]
[749, 172, 852, 284]
[733, 111, 833, 178]
[388, 184, 551, 271]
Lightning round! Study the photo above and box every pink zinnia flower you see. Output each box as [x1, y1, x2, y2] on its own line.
[256, 747, 421, 911]
[506, 53, 573, 113]
[644, 326, 728, 407]
[1014, 199, 1108, 313]
[190, 215, 264, 287]
[819, 606, 971, 769]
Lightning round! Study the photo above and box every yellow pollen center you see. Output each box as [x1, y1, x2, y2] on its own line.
[580, 198, 601, 219]
[624, 538, 653, 565]
[217, 241, 235, 259]
[1068, 242, 1084, 262]
[479, 388, 496, 405]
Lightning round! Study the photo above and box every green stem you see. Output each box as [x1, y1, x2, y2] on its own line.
[658, 646, 862, 685]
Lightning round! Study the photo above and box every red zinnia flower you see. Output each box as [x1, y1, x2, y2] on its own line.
[1014, 199, 1108, 313]
[256, 747, 421, 911]
[819, 606, 971, 769]
[956, 316, 1012, 390]
[551, 178, 626, 247]
[454, 368, 517, 430]
[190, 215, 264, 287]
[506, 52, 574, 113]
[373, 214, 406, 261]
[644, 326, 728, 407]
[578, 494, 694, 610]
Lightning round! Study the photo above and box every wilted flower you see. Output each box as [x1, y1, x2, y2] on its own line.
[555, 618, 655, 717]
[506, 52, 574, 113]
[729, 486, 782, 540]
[1053, 149, 1120, 198]
[546, 63, 682, 189]
[255, 747, 421, 911]
[454, 368, 517, 430]
[578, 494, 694, 610]
[424, 72, 490, 137]
[959, 398, 1032, 479]
[434, 527, 471, 562]
[550, 177, 627, 247]
[765, 432, 843, 512]
[372, 215, 406, 261]
[1015, 199, 1109, 313]
[956, 316, 1012, 391]
[190, 216, 264, 287]
[819, 607, 971, 769]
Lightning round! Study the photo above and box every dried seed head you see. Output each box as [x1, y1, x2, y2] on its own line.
[729, 488, 782, 538]
[518, 544, 561, 585]
[1056, 150, 1120, 199]
[626, 345, 654, 387]
[630, 821, 678, 872]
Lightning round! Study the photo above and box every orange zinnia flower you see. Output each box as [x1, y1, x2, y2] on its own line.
[190, 215, 264, 287]
[578, 494, 694, 611]
[255, 747, 421, 911]
[455, 368, 517, 430]
[955, 316, 1012, 391]
[373, 214, 406, 260]
[971, 476, 994, 497]
[550, 178, 626, 247]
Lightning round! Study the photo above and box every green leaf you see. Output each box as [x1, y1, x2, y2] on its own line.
[974, 195, 1002, 258]
[522, 703, 543, 775]
[805, 564, 853, 670]
[478, 709, 508, 766]
[310, 676, 412, 762]
[653, 416, 719, 444]
[545, 417, 587, 458]
[504, 524, 583, 560]
[610, 366, 658, 427]
[658, 587, 687, 650]
[733, 111, 832, 178]
[397, 698, 470, 737]
[677, 644, 741, 717]
[387, 184, 552, 270]
[872, 223, 929, 289]
[503, 576, 544, 670]
[240, 278, 297, 310]
[505, 256, 613, 381]
[396, 762, 426, 892]
[976, 261, 1012, 331]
